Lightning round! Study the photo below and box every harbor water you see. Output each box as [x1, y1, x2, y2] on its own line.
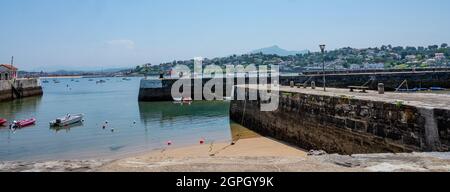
[0, 77, 237, 161]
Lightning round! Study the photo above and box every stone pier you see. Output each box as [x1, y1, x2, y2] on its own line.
[0, 78, 43, 102]
[230, 85, 450, 154]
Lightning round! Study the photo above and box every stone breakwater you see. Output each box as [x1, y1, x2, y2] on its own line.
[0, 78, 43, 102]
[230, 85, 450, 155]
[138, 71, 450, 102]
[281, 70, 450, 91]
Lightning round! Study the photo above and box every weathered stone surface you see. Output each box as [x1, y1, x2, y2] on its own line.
[230, 86, 450, 154]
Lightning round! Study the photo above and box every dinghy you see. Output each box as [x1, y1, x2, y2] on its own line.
[50, 114, 84, 127]
[0, 118, 7, 126]
[12, 118, 36, 128]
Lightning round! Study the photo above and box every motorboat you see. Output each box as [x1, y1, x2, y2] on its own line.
[0, 118, 7, 126]
[50, 121, 83, 132]
[12, 118, 36, 128]
[50, 114, 84, 127]
[96, 80, 106, 84]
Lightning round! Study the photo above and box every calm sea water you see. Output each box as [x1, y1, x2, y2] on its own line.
[0, 77, 235, 161]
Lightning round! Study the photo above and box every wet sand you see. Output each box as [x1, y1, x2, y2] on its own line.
[98, 137, 359, 172]
[2, 135, 450, 172]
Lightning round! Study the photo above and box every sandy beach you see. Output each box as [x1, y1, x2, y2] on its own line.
[2, 135, 450, 172]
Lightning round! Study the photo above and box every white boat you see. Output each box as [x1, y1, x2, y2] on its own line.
[50, 114, 84, 127]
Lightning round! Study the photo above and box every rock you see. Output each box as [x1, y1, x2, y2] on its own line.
[307, 150, 327, 156]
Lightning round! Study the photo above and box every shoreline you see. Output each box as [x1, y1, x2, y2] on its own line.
[2, 136, 450, 172]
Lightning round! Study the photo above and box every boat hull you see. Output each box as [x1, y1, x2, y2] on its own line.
[50, 114, 84, 127]
[0, 118, 7, 126]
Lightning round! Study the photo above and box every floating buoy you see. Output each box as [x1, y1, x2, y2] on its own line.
[111, 128, 114, 132]
[133, 121, 136, 124]
[102, 125, 106, 129]
[167, 141, 172, 146]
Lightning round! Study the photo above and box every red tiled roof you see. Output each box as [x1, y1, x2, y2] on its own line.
[0, 64, 18, 71]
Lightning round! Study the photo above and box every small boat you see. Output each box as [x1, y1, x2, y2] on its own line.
[96, 80, 106, 84]
[42, 80, 49, 83]
[12, 118, 36, 128]
[430, 87, 445, 91]
[122, 78, 131, 81]
[173, 97, 193, 104]
[88, 79, 94, 81]
[50, 114, 84, 127]
[0, 118, 7, 126]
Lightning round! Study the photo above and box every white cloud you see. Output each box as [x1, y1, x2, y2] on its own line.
[106, 39, 136, 49]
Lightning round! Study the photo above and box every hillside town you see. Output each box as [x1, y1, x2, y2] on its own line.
[134, 43, 450, 74]
[16, 43, 450, 77]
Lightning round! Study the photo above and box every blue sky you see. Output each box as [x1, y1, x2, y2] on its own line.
[1, 0, 449, 71]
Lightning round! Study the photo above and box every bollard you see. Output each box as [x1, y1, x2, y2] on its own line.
[378, 83, 385, 94]
[311, 81, 316, 89]
[290, 81, 294, 88]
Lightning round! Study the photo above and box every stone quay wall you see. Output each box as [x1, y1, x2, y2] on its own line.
[230, 87, 450, 155]
[139, 71, 450, 102]
[0, 78, 43, 102]
[281, 71, 450, 90]
[138, 77, 266, 101]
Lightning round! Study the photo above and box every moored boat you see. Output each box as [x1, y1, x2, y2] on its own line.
[50, 114, 84, 127]
[0, 118, 7, 126]
[430, 87, 446, 91]
[12, 118, 36, 128]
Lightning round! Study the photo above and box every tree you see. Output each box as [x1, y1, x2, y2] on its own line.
[428, 45, 439, 50]
[441, 43, 448, 48]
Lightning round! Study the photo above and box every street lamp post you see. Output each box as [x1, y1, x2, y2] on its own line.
[319, 44, 326, 92]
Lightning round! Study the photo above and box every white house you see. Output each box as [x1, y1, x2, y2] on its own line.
[363, 63, 385, 69]
[435, 53, 445, 60]
[0, 64, 18, 80]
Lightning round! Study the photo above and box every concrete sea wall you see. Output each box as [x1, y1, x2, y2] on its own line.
[230, 86, 450, 154]
[0, 78, 43, 102]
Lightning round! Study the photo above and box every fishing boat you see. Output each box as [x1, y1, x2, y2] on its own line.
[50, 114, 84, 127]
[0, 118, 7, 126]
[12, 118, 36, 128]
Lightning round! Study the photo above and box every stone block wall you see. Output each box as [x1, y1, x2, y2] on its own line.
[0, 79, 43, 102]
[230, 88, 450, 154]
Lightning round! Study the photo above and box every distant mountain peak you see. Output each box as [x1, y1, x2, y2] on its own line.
[250, 45, 308, 56]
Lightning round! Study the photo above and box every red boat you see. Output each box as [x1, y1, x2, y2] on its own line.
[0, 118, 7, 126]
[13, 118, 36, 128]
